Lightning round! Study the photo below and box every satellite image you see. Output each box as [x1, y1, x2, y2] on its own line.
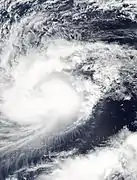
[0, 0, 137, 179]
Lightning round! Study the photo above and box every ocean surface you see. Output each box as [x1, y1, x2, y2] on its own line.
[1, 0, 137, 179]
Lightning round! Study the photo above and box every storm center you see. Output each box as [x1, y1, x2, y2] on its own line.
[1, 71, 81, 128]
